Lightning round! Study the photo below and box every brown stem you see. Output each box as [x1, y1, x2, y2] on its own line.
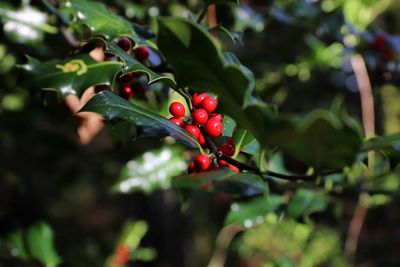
[207, 5, 218, 28]
[206, 224, 243, 267]
[345, 54, 375, 266]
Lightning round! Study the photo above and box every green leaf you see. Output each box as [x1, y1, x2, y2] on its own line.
[112, 146, 187, 194]
[0, 2, 57, 44]
[268, 110, 362, 170]
[287, 189, 328, 219]
[361, 133, 400, 152]
[173, 168, 267, 198]
[225, 195, 284, 226]
[232, 128, 259, 157]
[100, 39, 176, 87]
[81, 91, 201, 149]
[26, 222, 61, 267]
[20, 54, 122, 97]
[62, 0, 147, 45]
[209, 25, 243, 45]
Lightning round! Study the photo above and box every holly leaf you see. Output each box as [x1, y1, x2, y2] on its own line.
[20, 54, 122, 97]
[26, 222, 61, 267]
[80, 91, 200, 149]
[225, 195, 284, 226]
[100, 40, 176, 87]
[287, 189, 328, 219]
[62, 0, 149, 45]
[173, 168, 267, 198]
[112, 146, 187, 194]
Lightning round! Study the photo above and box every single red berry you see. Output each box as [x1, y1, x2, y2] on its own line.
[205, 117, 223, 137]
[201, 96, 218, 113]
[135, 46, 150, 61]
[192, 93, 207, 108]
[117, 37, 132, 52]
[120, 85, 135, 99]
[210, 113, 223, 121]
[114, 244, 130, 265]
[219, 160, 240, 173]
[194, 154, 211, 171]
[169, 102, 186, 118]
[197, 132, 206, 146]
[220, 143, 235, 156]
[188, 161, 197, 173]
[184, 124, 200, 139]
[119, 72, 137, 83]
[192, 108, 209, 125]
[169, 117, 185, 127]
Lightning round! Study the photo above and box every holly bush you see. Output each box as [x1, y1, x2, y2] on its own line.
[1, 0, 400, 266]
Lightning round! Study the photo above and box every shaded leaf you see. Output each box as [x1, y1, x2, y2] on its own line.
[287, 189, 328, 219]
[209, 25, 243, 45]
[5, 230, 30, 260]
[173, 168, 267, 198]
[225, 195, 284, 226]
[361, 133, 400, 152]
[112, 146, 187, 194]
[100, 40, 176, 87]
[81, 91, 200, 149]
[20, 54, 122, 97]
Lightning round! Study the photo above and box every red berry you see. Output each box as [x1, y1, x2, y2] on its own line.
[169, 102, 185, 118]
[220, 143, 235, 156]
[117, 37, 132, 52]
[201, 96, 218, 113]
[120, 85, 135, 99]
[219, 160, 239, 173]
[192, 93, 207, 108]
[192, 108, 209, 125]
[114, 244, 130, 265]
[205, 117, 223, 137]
[210, 113, 223, 121]
[119, 72, 137, 83]
[184, 124, 200, 139]
[194, 154, 211, 171]
[169, 117, 185, 127]
[197, 132, 206, 146]
[135, 46, 150, 61]
[188, 161, 197, 173]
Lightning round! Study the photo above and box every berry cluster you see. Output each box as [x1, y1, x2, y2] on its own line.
[95, 37, 151, 100]
[168, 92, 240, 173]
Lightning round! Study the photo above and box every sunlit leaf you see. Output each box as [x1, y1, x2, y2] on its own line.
[287, 189, 328, 219]
[20, 54, 122, 97]
[112, 146, 187, 194]
[62, 0, 149, 45]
